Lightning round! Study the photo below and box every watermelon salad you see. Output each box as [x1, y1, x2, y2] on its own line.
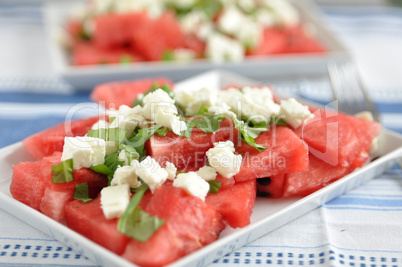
[11, 77, 381, 267]
[63, 0, 326, 66]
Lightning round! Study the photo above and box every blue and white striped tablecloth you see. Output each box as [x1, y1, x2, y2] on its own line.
[0, 2, 402, 267]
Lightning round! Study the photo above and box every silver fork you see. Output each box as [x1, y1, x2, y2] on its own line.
[327, 61, 380, 122]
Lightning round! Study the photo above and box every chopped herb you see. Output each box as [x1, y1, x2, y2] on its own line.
[91, 152, 124, 185]
[73, 183, 93, 203]
[126, 124, 164, 159]
[52, 159, 74, 184]
[118, 186, 165, 242]
[119, 54, 132, 64]
[86, 127, 127, 143]
[131, 83, 174, 106]
[197, 105, 209, 116]
[208, 180, 221, 194]
[162, 50, 175, 61]
[155, 127, 168, 136]
[78, 29, 91, 41]
[231, 114, 268, 151]
[269, 116, 287, 126]
[181, 115, 223, 137]
[119, 144, 140, 165]
[194, 0, 222, 18]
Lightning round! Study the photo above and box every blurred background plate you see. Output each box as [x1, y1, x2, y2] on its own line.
[44, 0, 350, 91]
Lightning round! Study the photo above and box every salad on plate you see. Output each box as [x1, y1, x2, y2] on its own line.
[63, 0, 326, 66]
[10, 76, 380, 266]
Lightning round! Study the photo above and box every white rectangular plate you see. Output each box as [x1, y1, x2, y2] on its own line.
[44, 0, 349, 90]
[1, 70, 402, 267]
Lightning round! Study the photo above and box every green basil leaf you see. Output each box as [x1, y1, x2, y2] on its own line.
[180, 115, 223, 137]
[162, 50, 175, 61]
[119, 54, 132, 64]
[231, 114, 267, 151]
[73, 183, 93, 203]
[269, 116, 287, 126]
[197, 105, 208, 116]
[118, 186, 165, 242]
[126, 124, 163, 159]
[119, 144, 140, 165]
[52, 159, 74, 184]
[156, 127, 168, 137]
[208, 180, 221, 194]
[86, 127, 127, 143]
[104, 152, 125, 173]
[90, 164, 113, 175]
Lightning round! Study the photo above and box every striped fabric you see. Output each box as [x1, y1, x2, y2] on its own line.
[0, 2, 402, 267]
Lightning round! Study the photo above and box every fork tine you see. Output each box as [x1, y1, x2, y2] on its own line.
[327, 61, 380, 122]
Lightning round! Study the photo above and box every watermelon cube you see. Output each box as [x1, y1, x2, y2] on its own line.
[90, 77, 174, 109]
[22, 116, 99, 161]
[235, 126, 309, 182]
[122, 185, 225, 266]
[206, 179, 256, 228]
[256, 174, 286, 198]
[10, 161, 46, 211]
[65, 197, 131, 255]
[147, 118, 238, 170]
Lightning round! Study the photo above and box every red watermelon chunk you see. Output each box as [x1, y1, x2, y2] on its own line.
[72, 41, 143, 66]
[295, 108, 381, 167]
[284, 154, 352, 197]
[10, 161, 46, 211]
[40, 188, 72, 221]
[22, 116, 99, 161]
[147, 118, 238, 170]
[206, 179, 256, 228]
[122, 185, 225, 266]
[131, 11, 186, 61]
[256, 174, 286, 198]
[248, 27, 287, 56]
[235, 126, 309, 182]
[92, 12, 148, 49]
[65, 196, 131, 255]
[283, 25, 327, 54]
[90, 77, 174, 109]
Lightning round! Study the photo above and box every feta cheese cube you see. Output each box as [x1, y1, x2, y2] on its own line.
[61, 136, 106, 169]
[196, 166, 217, 181]
[280, 98, 313, 129]
[100, 184, 131, 219]
[206, 141, 242, 178]
[111, 165, 141, 188]
[165, 162, 177, 180]
[135, 156, 168, 193]
[173, 172, 210, 201]
[205, 32, 244, 63]
[108, 105, 144, 137]
[91, 119, 109, 130]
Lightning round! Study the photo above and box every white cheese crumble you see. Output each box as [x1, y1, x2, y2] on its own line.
[100, 183, 131, 219]
[142, 89, 187, 135]
[279, 98, 313, 129]
[165, 162, 177, 180]
[218, 87, 280, 123]
[262, 0, 300, 27]
[108, 105, 144, 137]
[217, 6, 262, 49]
[205, 32, 244, 63]
[175, 87, 219, 116]
[206, 141, 242, 178]
[111, 164, 141, 188]
[91, 119, 109, 130]
[173, 172, 210, 201]
[61, 136, 106, 169]
[135, 156, 169, 193]
[196, 166, 217, 181]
